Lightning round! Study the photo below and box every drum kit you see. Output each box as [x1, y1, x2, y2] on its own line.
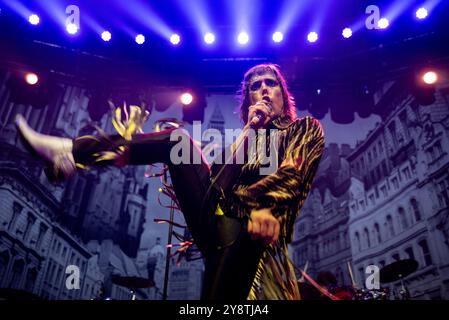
[299, 259, 419, 301]
[377, 258, 418, 300]
[0, 259, 419, 300]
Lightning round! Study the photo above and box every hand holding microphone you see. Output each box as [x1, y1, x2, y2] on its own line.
[248, 97, 273, 128]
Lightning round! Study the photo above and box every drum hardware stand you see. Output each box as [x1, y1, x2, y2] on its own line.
[398, 275, 410, 300]
[150, 118, 183, 301]
[162, 166, 174, 301]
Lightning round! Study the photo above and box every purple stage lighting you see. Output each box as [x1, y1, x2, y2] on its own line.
[25, 73, 39, 85]
[170, 34, 181, 45]
[101, 31, 112, 42]
[66, 23, 79, 35]
[423, 71, 438, 85]
[378, 18, 389, 29]
[204, 33, 215, 44]
[28, 14, 40, 25]
[237, 32, 249, 45]
[180, 92, 193, 105]
[135, 34, 145, 45]
[307, 32, 318, 43]
[416, 8, 428, 19]
[342, 27, 352, 38]
[272, 31, 284, 43]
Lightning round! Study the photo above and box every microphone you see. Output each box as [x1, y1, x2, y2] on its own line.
[250, 97, 272, 127]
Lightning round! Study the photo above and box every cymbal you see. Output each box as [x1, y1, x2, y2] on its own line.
[380, 259, 418, 283]
[0, 288, 41, 300]
[111, 276, 155, 289]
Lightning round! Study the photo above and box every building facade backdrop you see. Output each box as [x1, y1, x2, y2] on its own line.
[1, 67, 448, 300]
[291, 79, 449, 299]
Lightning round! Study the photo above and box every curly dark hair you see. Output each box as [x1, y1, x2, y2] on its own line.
[239, 63, 296, 124]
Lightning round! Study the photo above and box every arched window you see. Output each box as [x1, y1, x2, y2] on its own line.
[23, 212, 36, 242]
[386, 215, 395, 238]
[411, 198, 422, 222]
[398, 207, 409, 230]
[10, 259, 25, 289]
[374, 223, 382, 244]
[419, 239, 433, 266]
[364, 228, 371, 248]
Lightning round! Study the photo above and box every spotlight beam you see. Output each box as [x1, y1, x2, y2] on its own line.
[114, 1, 172, 39]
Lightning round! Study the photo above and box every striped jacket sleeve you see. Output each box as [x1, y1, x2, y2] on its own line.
[235, 116, 324, 215]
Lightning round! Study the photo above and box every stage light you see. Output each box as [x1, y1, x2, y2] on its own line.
[342, 27, 352, 38]
[135, 34, 145, 44]
[101, 31, 111, 42]
[416, 8, 428, 20]
[237, 32, 249, 45]
[28, 14, 40, 25]
[307, 32, 318, 43]
[378, 18, 389, 29]
[422, 71, 438, 85]
[204, 33, 215, 44]
[180, 92, 193, 105]
[170, 34, 181, 45]
[25, 73, 38, 85]
[66, 23, 79, 35]
[272, 31, 284, 43]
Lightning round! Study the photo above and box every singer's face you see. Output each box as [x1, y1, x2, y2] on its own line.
[248, 71, 284, 118]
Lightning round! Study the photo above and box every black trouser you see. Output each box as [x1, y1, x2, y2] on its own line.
[73, 128, 264, 301]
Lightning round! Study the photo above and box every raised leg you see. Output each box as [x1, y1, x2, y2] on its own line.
[72, 128, 217, 253]
[16, 116, 263, 300]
